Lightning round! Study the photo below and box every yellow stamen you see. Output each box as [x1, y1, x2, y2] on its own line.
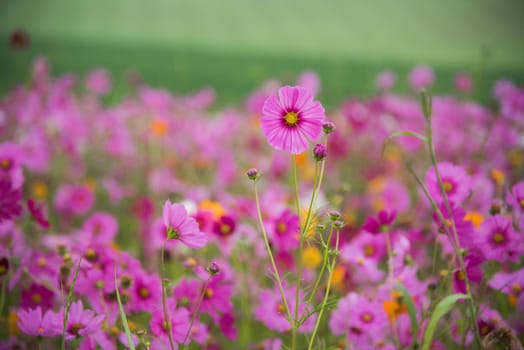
[32, 293, 42, 304]
[302, 246, 322, 269]
[364, 245, 375, 257]
[493, 233, 504, 244]
[139, 287, 149, 298]
[284, 112, 299, 125]
[443, 181, 453, 193]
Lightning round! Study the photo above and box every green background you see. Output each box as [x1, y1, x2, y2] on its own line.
[1, 0, 524, 106]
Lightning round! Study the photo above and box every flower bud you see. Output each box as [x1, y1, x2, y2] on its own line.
[207, 262, 220, 275]
[322, 121, 335, 134]
[313, 144, 327, 161]
[246, 168, 260, 181]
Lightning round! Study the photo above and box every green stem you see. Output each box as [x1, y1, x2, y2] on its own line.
[160, 242, 176, 350]
[384, 229, 394, 278]
[182, 277, 210, 349]
[61, 257, 82, 350]
[253, 181, 293, 323]
[300, 224, 334, 323]
[307, 227, 340, 350]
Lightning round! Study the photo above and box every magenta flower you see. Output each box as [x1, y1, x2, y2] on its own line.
[63, 301, 104, 340]
[27, 198, 50, 229]
[268, 209, 300, 252]
[476, 215, 522, 263]
[261, 85, 325, 154]
[20, 283, 56, 311]
[376, 70, 396, 91]
[329, 292, 388, 346]
[362, 210, 397, 234]
[149, 300, 190, 348]
[488, 268, 524, 296]
[163, 199, 207, 249]
[17, 307, 61, 337]
[212, 215, 237, 238]
[0, 179, 22, 223]
[408, 64, 435, 91]
[506, 181, 524, 214]
[454, 72, 473, 93]
[425, 162, 471, 204]
[82, 212, 118, 244]
[54, 184, 95, 216]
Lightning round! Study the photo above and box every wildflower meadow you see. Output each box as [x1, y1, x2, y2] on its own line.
[1, 56, 524, 350]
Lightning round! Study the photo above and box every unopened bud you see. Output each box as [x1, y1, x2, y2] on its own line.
[207, 262, 220, 275]
[313, 144, 327, 161]
[246, 168, 260, 181]
[322, 121, 335, 134]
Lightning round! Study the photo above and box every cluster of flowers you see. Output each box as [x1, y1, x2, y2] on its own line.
[0, 57, 523, 349]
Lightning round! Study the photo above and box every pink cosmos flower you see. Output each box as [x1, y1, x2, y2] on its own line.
[85, 68, 112, 95]
[454, 72, 473, 93]
[376, 70, 396, 91]
[329, 292, 388, 346]
[54, 184, 95, 216]
[425, 162, 471, 204]
[17, 306, 61, 337]
[408, 64, 435, 91]
[163, 199, 207, 249]
[476, 215, 522, 263]
[149, 301, 190, 349]
[82, 212, 118, 244]
[488, 268, 524, 297]
[506, 181, 524, 214]
[63, 301, 104, 340]
[268, 209, 300, 252]
[261, 85, 325, 154]
[362, 210, 397, 234]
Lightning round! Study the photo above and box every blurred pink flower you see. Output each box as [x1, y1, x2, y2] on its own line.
[163, 199, 207, 249]
[408, 64, 435, 91]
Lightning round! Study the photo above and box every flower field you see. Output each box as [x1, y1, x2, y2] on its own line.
[1, 58, 524, 350]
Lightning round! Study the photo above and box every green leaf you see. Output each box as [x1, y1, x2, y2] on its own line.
[395, 282, 419, 350]
[115, 270, 136, 350]
[422, 293, 470, 350]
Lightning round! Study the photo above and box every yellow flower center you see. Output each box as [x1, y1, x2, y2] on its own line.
[456, 270, 465, 281]
[492, 232, 504, 244]
[443, 181, 453, 193]
[1, 159, 11, 170]
[276, 222, 287, 234]
[276, 303, 286, 314]
[37, 257, 47, 267]
[520, 199, 524, 209]
[32, 293, 42, 304]
[364, 245, 375, 257]
[284, 112, 299, 126]
[139, 287, 149, 298]
[204, 288, 214, 299]
[37, 327, 44, 334]
[220, 224, 231, 235]
[511, 284, 522, 294]
[361, 312, 373, 323]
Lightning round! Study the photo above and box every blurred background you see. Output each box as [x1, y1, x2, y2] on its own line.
[1, 0, 524, 106]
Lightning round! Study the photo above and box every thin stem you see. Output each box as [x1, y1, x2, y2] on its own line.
[182, 277, 210, 349]
[300, 224, 334, 322]
[61, 257, 82, 350]
[160, 242, 176, 350]
[253, 181, 293, 322]
[307, 227, 340, 350]
[384, 229, 394, 278]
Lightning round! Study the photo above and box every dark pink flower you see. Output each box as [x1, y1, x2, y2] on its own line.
[27, 198, 50, 229]
[261, 85, 325, 154]
[85, 68, 112, 95]
[0, 179, 22, 223]
[362, 210, 397, 234]
[212, 215, 237, 239]
[20, 283, 56, 311]
[454, 72, 473, 93]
